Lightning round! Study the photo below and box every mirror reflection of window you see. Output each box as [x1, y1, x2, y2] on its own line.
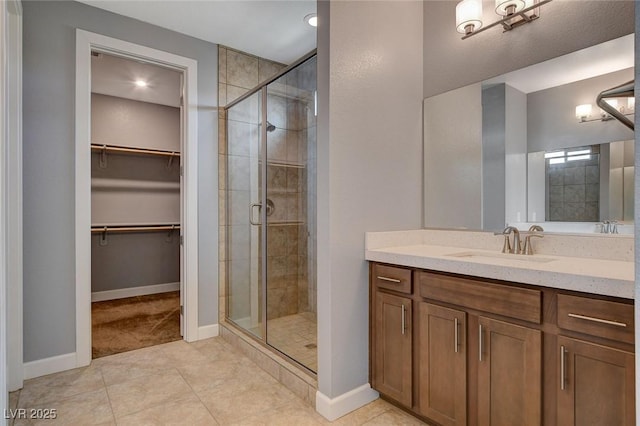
[545, 146, 600, 222]
[540, 141, 634, 223]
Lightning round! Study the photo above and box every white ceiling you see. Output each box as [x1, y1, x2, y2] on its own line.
[76, 0, 317, 64]
[483, 34, 634, 94]
[91, 52, 182, 107]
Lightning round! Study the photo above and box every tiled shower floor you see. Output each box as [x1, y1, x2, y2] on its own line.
[248, 311, 318, 372]
[268, 311, 317, 372]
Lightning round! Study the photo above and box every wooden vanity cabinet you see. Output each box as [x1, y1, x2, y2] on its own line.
[557, 336, 634, 425]
[371, 265, 413, 407]
[477, 316, 542, 426]
[370, 261, 635, 426]
[419, 272, 543, 426]
[417, 303, 467, 426]
[556, 294, 635, 425]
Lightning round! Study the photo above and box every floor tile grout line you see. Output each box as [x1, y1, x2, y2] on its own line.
[98, 366, 118, 425]
[105, 367, 189, 421]
[174, 361, 222, 426]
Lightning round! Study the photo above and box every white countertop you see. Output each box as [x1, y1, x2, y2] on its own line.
[365, 230, 634, 299]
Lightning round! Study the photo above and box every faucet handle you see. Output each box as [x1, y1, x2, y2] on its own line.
[501, 234, 512, 254]
[528, 225, 544, 232]
[522, 234, 544, 255]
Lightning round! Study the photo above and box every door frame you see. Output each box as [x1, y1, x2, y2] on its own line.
[2, 0, 23, 396]
[75, 30, 199, 367]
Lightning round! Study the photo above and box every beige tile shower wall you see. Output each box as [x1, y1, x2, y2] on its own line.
[218, 46, 286, 321]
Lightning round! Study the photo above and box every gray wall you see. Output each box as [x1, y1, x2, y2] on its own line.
[91, 94, 180, 151]
[23, 1, 218, 363]
[424, 83, 482, 229]
[504, 84, 528, 225]
[91, 233, 180, 293]
[482, 84, 507, 231]
[527, 68, 635, 153]
[317, 0, 423, 399]
[423, 1, 635, 98]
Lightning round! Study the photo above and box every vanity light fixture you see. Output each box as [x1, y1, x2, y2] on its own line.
[456, 0, 483, 36]
[575, 104, 592, 122]
[576, 98, 634, 123]
[456, 0, 552, 39]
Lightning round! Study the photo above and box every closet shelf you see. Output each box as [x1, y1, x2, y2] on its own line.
[91, 178, 180, 191]
[91, 143, 181, 158]
[91, 224, 180, 234]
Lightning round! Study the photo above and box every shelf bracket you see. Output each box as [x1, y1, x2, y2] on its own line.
[166, 225, 176, 243]
[99, 145, 108, 169]
[166, 153, 175, 169]
[99, 226, 108, 246]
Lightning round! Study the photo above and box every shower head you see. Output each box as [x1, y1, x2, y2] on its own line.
[265, 121, 276, 132]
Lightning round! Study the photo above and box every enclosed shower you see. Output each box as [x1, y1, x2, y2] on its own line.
[225, 53, 317, 372]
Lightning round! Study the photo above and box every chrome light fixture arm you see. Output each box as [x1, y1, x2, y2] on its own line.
[460, 0, 553, 40]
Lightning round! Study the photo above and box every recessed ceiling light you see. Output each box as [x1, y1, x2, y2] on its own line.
[135, 79, 148, 88]
[304, 13, 317, 27]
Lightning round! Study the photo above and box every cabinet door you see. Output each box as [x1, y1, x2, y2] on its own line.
[557, 336, 635, 425]
[373, 292, 412, 407]
[418, 303, 466, 426]
[477, 316, 541, 426]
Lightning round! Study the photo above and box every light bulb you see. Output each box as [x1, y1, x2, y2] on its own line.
[304, 13, 317, 27]
[456, 0, 483, 35]
[575, 104, 592, 122]
[135, 79, 148, 88]
[495, 0, 525, 16]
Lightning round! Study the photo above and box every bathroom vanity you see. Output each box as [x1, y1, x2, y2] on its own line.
[366, 230, 635, 426]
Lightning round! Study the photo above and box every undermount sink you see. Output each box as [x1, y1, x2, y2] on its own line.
[446, 250, 556, 263]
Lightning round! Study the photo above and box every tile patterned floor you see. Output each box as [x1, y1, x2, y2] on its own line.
[8, 337, 430, 425]
[267, 311, 317, 372]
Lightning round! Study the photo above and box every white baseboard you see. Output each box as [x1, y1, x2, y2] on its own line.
[24, 352, 77, 380]
[316, 384, 379, 421]
[198, 324, 219, 340]
[91, 282, 179, 302]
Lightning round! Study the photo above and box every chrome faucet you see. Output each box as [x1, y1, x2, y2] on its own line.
[523, 225, 544, 255]
[501, 226, 521, 254]
[600, 220, 618, 234]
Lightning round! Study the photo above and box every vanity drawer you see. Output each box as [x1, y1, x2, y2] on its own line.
[419, 272, 541, 324]
[372, 264, 412, 294]
[557, 294, 634, 344]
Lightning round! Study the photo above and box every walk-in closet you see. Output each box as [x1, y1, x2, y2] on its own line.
[90, 52, 183, 358]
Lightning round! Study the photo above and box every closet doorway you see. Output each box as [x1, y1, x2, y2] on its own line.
[75, 31, 200, 367]
[89, 52, 183, 358]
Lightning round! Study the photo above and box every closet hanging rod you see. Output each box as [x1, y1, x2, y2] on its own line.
[91, 224, 181, 233]
[90, 143, 181, 157]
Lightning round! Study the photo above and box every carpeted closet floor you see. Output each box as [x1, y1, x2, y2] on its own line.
[92, 291, 181, 359]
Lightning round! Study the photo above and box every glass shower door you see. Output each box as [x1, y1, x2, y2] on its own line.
[265, 56, 317, 372]
[227, 90, 264, 338]
[225, 53, 317, 373]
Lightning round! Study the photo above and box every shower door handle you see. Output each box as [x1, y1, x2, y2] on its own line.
[249, 203, 262, 226]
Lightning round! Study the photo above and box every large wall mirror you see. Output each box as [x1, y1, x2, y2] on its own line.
[423, 34, 635, 234]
